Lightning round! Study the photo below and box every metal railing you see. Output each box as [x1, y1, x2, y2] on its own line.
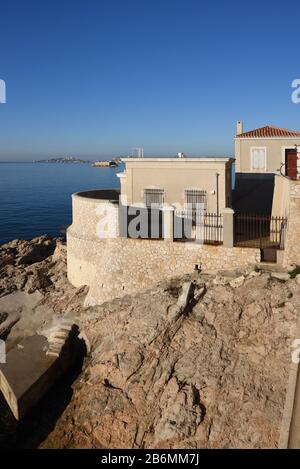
[174, 210, 223, 244]
[144, 189, 165, 208]
[202, 212, 223, 245]
[234, 213, 288, 249]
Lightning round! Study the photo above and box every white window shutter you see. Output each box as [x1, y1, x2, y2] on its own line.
[251, 148, 266, 170]
[253, 149, 259, 169]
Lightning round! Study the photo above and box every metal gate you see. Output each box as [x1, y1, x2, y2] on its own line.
[234, 214, 287, 249]
[174, 210, 223, 244]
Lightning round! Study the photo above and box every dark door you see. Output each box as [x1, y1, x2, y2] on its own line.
[285, 149, 297, 179]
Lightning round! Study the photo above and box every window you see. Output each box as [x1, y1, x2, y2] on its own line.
[184, 189, 207, 220]
[144, 188, 165, 207]
[185, 189, 207, 209]
[251, 147, 266, 171]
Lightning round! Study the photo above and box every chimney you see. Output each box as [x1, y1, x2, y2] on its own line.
[236, 121, 243, 135]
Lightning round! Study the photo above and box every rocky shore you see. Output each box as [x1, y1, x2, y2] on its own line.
[0, 236, 300, 448]
[0, 236, 87, 351]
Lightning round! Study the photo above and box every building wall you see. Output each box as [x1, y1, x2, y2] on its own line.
[283, 180, 300, 267]
[121, 159, 233, 213]
[272, 175, 291, 218]
[68, 233, 260, 306]
[235, 138, 300, 173]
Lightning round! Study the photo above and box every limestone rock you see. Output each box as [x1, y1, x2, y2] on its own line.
[0, 237, 85, 352]
[16, 236, 57, 265]
[41, 270, 300, 450]
[0, 237, 64, 297]
[52, 242, 67, 262]
[247, 270, 261, 279]
[0, 309, 21, 339]
[153, 378, 203, 445]
[0, 252, 15, 269]
[229, 275, 245, 288]
[24, 267, 52, 294]
[167, 281, 194, 321]
[286, 264, 297, 272]
[271, 272, 290, 282]
[213, 275, 229, 286]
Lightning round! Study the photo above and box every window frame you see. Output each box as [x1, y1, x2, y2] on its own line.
[144, 187, 165, 208]
[184, 188, 207, 221]
[250, 146, 267, 172]
[184, 188, 207, 208]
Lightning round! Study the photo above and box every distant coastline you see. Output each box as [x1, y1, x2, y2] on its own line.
[33, 157, 123, 166]
[0, 157, 124, 165]
[33, 157, 90, 164]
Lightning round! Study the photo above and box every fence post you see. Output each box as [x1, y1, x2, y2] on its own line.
[162, 205, 174, 241]
[222, 208, 234, 248]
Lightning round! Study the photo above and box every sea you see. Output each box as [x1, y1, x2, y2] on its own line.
[0, 162, 121, 244]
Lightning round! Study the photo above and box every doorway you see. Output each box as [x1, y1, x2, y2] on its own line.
[285, 149, 298, 179]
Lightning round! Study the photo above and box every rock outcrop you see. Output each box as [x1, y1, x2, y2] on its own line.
[0, 237, 87, 349]
[0, 236, 57, 297]
[0, 236, 300, 449]
[43, 267, 300, 449]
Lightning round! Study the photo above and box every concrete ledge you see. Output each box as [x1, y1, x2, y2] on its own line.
[0, 325, 85, 420]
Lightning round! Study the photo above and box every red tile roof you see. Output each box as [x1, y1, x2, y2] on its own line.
[236, 125, 300, 138]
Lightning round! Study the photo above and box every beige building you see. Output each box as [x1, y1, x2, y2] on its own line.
[118, 157, 234, 213]
[235, 121, 300, 177]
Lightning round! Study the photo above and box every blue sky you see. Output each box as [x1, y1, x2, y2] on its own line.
[0, 0, 300, 161]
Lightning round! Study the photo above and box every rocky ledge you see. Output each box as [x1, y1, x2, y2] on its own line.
[1, 236, 300, 448]
[0, 236, 87, 349]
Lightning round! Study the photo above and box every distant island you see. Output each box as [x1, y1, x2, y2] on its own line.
[33, 157, 91, 164]
[33, 156, 123, 166]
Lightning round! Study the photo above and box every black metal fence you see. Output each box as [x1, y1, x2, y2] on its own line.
[119, 205, 163, 239]
[119, 205, 224, 244]
[174, 211, 223, 244]
[234, 213, 287, 249]
[202, 213, 223, 245]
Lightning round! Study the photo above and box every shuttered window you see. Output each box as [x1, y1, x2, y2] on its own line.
[251, 148, 266, 170]
[184, 189, 207, 222]
[144, 188, 165, 207]
[184, 189, 207, 210]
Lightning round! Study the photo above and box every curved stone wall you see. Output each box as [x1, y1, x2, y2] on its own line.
[70, 190, 119, 241]
[67, 190, 120, 289]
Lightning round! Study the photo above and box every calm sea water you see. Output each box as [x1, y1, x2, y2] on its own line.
[0, 163, 121, 244]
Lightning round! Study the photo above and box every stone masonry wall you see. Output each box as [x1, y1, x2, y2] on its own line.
[67, 231, 260, 306]
[283, 181, 300, 267]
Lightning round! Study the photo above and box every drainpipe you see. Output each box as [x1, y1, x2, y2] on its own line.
[296, 144, 300, 180]
[216, 173, 220, 215]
